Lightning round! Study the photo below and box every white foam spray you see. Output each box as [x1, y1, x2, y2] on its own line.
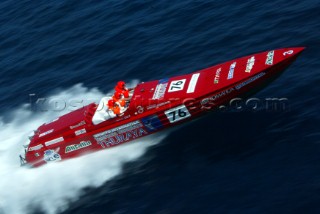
[0, 83, 167, 214]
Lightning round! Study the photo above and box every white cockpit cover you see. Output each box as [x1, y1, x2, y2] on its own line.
[92, 97, 116, 125]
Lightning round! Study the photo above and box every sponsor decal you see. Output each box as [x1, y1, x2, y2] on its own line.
[214, 68, 221, 84]
[146, 101, 170, 110]
[227, 62, 236, 79]
[187, 73, 200, 93]
[65, 141, 92, 153]
[94, 121, 148, 148]
[168, 79, 186, 92]
[152, 78, 169, 99]
[245, 56, 255, 73]
[201, 88, 235, 105]
[43, 149, 61, 163]
[75, 128, 86, 136]
[212, 88, 234, 101]
[70, 121, 86, 129]
[39, 129, 54, 137]
[116, 115, 131, 122]
[45, 137, 64, 146]
[201, 98, 210, 105]
[235, 72, 266, 90]
[28, 144, 44, 151]
[165, 105, 191, 123]
[265, 51, 274, 65]
[283, 50, 293, 56]
[141, 115, 164, 131]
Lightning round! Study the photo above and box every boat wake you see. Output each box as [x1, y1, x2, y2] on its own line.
[0, 83, 168, 214]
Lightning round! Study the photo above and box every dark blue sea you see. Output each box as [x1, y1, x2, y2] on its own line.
[0, 1, 319, 214]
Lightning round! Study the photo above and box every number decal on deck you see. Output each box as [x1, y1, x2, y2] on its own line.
[283, 50, 294, 56]
[168, 79, 186, 92]
[165, 105, 191, 123]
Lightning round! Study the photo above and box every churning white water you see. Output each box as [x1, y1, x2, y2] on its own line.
[0, 83, 167, 214]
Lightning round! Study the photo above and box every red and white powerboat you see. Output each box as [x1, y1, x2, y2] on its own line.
[20, 47, 305, 167]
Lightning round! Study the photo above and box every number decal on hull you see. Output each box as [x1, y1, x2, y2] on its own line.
[165, 105, 191, 123]
[168, 79, 186, 92]
[283, 50, 294, 56]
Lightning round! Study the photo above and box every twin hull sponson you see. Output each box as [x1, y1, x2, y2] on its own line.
[22, 47, 305, 167]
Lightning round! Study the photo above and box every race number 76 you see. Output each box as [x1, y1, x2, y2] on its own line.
[168, 79, 186, 92]
[165, 105, 191, 123]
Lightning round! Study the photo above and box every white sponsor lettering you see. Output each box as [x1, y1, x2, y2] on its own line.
[146, 101, 171, 110]
[45, 137, 64, 146]
[94, 121, 148, 148]
[187, 73, 200, 93]
[94, 121, 141, 138]
[235, 72, 266, 90]
[97, 128, 148, 148]
[245, 56, 255, 73]
[39, 129, 54, 137]
[201, 88, 235, 105]
[214, 68, 221, 84]
[75, 128, 86, 136]
[152, 80, 168, 99]
[70, 121, 86, 129]
[266, 51, 274, 65]
[28, 144, 44, 151]
[227, 62, 236, 79]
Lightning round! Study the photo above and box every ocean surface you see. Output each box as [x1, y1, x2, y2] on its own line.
[0, 0, 319, 214]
